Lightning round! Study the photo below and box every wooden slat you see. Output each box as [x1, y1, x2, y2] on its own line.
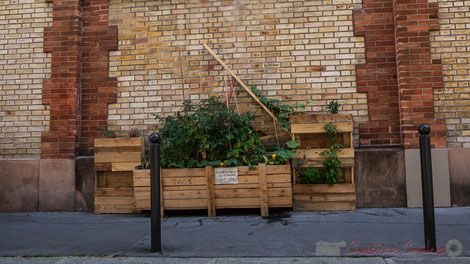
[162, 176, 208, 187]
[94, 196, 135, 214]
[216, 196, 292, 208]
[206, 166, 216, 217]
[95, 187, 133, 197]
[268, 182, 292, 188]
[95, 196, 134, 205]
[161, 168, 206, 177]
[299, 133, 344, 148]
[235, 166, 259, 175]
[164, 199, 207, 209]
[293, 184, 355, 194]
[291, 157, 355, 168]
[290, 114, 353, 124]
[293, 193, 356, 202]
[94, 137, 142, 148]
[104, 171, 133, 188]
[95, 162, 112, 171]
[164, 185, 207, 191]
[291, 122, 353, 134]
[258, 163, 268, 216]
[112, 162, 140, 172]
[294, 148, 354, 159]
[135, 188, 293, 205]
[95, 146, 142, 154]
[266, 164, 291, 174]
[94, 151, 141, 163]
[133, 169, 150, 187]
[164, 190, 208, 199]
[94, 205, 135, 214]
[293, 201, 356, 211]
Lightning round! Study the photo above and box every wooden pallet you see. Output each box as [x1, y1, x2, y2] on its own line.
[293, 183, 356, 211]
[290, 114, 356, 211]
[94, 137, 144, 214]
[133, 164, 292, 217]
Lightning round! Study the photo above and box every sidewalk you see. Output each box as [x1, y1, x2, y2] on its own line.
[0, 208, 469, 260]
[2, 256, 470, 264]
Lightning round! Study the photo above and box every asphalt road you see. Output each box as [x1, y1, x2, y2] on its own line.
[0, 208, 469, 259]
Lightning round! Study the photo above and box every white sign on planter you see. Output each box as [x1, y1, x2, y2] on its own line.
[214, 167, 238, 184]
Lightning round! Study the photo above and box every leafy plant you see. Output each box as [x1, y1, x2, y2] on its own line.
[300, 168, 324, 184]
[319, 122, 343, 185]
[326, 100, 341, 114]
[98, 126, 116, 138]
[299, 122, 343, 185]
[264, 140, 298, 165]
[142, 155, 150, 169]
[155, 97, 266, 169]
[251, 85, 313, 130]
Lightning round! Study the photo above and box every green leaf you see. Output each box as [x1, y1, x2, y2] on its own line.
[186, 159, 197, 168]
[263, 155, 269, 163]
[286, 140, 299, 148]
[208, 160, 222, 166]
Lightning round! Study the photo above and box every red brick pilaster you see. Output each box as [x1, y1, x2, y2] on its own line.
[393, 0, 446, 148]
[42, 0, 82, 159]
[81, 0, 117, 155]
[354, 0, 402, 147]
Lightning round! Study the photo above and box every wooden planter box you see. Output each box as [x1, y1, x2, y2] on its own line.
[293, 184, 356, 211]
[291, 114, 356, 211]
[94, 137, 144, 214]
[133, 164, 292, 217]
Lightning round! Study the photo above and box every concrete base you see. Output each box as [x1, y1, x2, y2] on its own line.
[355, 148, 407, 208]
[448, 148, 470, 206]
[0, 159, 76, 211]
[0, 160, 40, 212]
[405, 149, 451, 208]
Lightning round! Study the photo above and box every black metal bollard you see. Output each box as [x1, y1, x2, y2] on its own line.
[149, 133, 162, 253]
[418, 124, 436, 251]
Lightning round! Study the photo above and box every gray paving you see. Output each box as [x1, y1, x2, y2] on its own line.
[0, 208, 469, 259]
[1, 257, 470, 264]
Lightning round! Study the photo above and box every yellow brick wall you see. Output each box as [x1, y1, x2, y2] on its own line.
[0, 0, 52, 158]
[431, 0, 470, 148]
[108, 0, 368, 145]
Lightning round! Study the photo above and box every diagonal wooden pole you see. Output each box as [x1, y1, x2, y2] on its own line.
[203, 43, 283, 128]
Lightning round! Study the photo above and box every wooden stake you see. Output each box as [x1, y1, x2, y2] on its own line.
[206, 166, 216, 217]
[258, 163, 269, 217]
[203, 43, 285, 130]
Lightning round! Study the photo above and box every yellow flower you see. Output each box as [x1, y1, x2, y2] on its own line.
[220, 162, 224, 167]
[271, 154, 276, 159]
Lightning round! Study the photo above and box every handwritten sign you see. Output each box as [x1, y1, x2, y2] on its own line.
[214, 167, 238, 184]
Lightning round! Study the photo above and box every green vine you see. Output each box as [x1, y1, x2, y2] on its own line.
[320, 122, 343, 185]
[98, 126, 116, 138]
[299, 121, 343, 185]
[251, 85, 313, 130]
[326, 100, 341, 114]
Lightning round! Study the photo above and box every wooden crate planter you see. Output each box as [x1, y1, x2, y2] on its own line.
[94, 137, 144, 214]
[133, 164, 292, 217]
[291, 114, 356, 211]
